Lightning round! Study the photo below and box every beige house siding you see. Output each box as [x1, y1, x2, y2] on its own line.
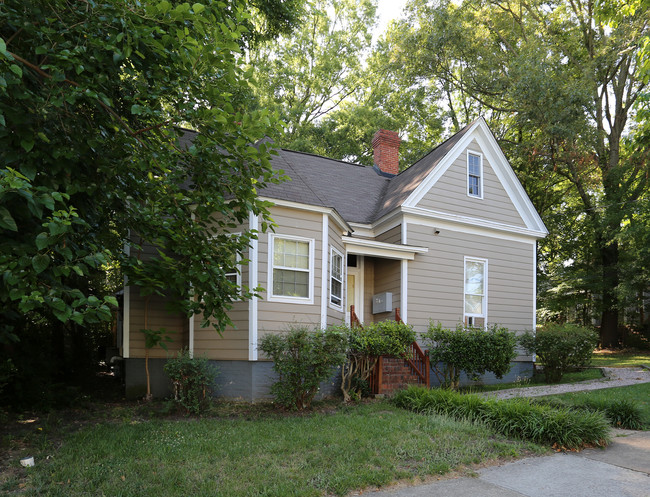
[371, 258, 401, 323]
[375, 224, 401, 245]
[327, 219, 347, 326]
[416, 139, 527, 228]
[407, 223, 535, 338]
[257, 206, 323, 340]
[128, 292, 186, 358]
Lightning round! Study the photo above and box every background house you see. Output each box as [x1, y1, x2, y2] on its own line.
[120, 117, 548, 400]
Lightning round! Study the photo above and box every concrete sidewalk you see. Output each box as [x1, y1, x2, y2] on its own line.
[364, 429, 650, 497]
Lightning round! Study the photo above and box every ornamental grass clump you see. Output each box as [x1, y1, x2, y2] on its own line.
[393, 386, 610, 449]
[534, 397, 644, 430]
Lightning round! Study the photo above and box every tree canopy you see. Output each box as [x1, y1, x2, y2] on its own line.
[0, 0, 296, 349]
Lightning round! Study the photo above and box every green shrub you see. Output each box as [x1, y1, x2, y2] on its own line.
[163, 349, 219, 414]
[393, 386, 610, 449]
[340, 321, 416, 402]
[423, 322, 518, 389]
[519, 324, 598, 382]
[259, 326, 347, 410]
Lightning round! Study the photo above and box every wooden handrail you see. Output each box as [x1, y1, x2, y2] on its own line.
[350, 305, 363, 328]
[395, 307, 402, 323]
[404, 341, 430, 387]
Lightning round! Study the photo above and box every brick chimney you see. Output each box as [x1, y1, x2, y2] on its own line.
[372, 129, 401, 176]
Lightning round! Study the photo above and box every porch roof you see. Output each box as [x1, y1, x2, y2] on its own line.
[342, 236, 428, 261]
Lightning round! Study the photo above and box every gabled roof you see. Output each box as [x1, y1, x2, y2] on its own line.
[176, 119, 546, 236]
[258, 121, 476, 225]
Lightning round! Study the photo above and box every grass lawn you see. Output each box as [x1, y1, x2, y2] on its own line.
[2, 401, 545, 496]
[591, 349, 650, 368]
[540, 383, 650, 430]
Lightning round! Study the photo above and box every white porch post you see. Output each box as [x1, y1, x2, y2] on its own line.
[321, 213, 329, 329]
[249, 212, 259, 361]
[401, 221, 408, 323]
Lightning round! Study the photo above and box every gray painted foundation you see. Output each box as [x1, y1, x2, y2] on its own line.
[124, 358, 342, 401]
[124, 359, 533, 401]
[429, 360, 534, 388]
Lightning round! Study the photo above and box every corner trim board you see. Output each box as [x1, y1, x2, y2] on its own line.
[321, 213, 328, 328]
[249, 212, 259, 361]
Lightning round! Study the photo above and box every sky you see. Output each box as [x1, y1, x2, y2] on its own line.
[376, 0, 409, 34]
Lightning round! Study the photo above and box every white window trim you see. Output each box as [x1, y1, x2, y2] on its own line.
[464, 256, 488, 328]
[329, 247, 344, 311]
[467, 150, 484, 200]
[268, 233, 315, 304]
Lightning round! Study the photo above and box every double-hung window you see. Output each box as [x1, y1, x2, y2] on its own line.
[464, 257, 487, 328]
[330, 248, 343, 309]
[467, 152, 483, 198]
[269, 234, 314, 303]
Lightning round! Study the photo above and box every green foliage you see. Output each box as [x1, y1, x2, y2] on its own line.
[348, 321, 416, 357]
[519, 324, 598, 383]
[0, 0, 291, 348]
[259, 326, 348, 410]
[534, 397, 644, 430]
[393, 386, 611, 449]
[163, 349, 219, 415]
[339, 321, 416, 402]
[423, 323, 517, 389]
[141, 328, 172, 352]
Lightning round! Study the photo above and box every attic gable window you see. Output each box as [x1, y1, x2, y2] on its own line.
[467, 151, 483, 198]
[268, 234, 314, 304]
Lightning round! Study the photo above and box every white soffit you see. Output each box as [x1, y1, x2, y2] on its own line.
[402, 117, 548, 236]
[343, 236, 428, 260]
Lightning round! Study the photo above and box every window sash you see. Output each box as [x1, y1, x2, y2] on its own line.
[464, 259, 486, 318]
[468, 153, 482, 197]
[330, 249, 343, 307]
[270, 235, 313, 301]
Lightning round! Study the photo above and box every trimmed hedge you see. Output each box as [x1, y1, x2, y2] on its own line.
[393, 386, 611, 449]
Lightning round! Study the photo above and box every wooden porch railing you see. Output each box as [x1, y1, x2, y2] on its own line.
[350, 305, 363, 328]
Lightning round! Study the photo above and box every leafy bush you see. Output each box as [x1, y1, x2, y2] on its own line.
[393, 386, 611, 449]
[259, 326, 347, 410]
[163, 349, 219, 414]
[519, 324, 598, 382]
[340, 321, 416, 402]
[423, 322, 517, 389]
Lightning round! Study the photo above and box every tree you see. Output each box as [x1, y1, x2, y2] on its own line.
[249, 0, 378, 150]
[390, 0, 649, 346]
[0, 0, 297, 399]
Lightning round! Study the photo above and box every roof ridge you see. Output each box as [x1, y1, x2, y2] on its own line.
[280, 148, 369, 169]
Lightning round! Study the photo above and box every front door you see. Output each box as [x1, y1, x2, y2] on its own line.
[347, 255, 363, 324]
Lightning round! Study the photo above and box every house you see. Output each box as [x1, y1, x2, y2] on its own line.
[119, 117, 548, 400]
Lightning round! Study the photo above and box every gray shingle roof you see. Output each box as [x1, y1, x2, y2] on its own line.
[261, 121, 476, 224]
[175, 122, 476, 225]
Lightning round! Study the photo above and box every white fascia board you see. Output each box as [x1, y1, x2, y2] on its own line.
[403, 209, 541, 244]
[343, 236, 428, 260]
[346, 223, 375, 239]
[402, 119, 482, 209]
[472, 124, 548, 234]
[259, 197, 351, 234]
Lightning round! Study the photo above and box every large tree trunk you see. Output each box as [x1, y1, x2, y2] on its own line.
[599, 242, 620, 348]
